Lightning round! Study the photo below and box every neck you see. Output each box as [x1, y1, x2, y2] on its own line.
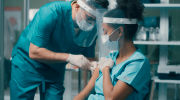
[117, 41, 136, 63]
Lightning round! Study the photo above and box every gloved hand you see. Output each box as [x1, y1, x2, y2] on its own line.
[98, 57, 114, 72]
[67, 54, 91, 70]
[90, 61, 98, 75]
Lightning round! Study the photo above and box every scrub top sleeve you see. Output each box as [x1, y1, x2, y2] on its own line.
[82, 38, 97, 57]
[116, 58, 151, 92]
[29, 7, 56, 48]
[106, 51, 118, 60]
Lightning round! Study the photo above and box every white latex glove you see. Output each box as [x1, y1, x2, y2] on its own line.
[98, 57, 114, 72]
[90, 61, 98, 75]
[67, 54, 91, 70]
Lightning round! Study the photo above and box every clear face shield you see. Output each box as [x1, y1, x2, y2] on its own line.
[96, 9, 138, 57]
[76, 8, 95, 31]
[74, 0, 103, 47]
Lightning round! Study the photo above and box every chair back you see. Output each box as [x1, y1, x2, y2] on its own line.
[144, 80, 155, 100]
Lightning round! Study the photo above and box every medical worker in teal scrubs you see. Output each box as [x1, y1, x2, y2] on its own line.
[74, 0, 151, 100]
[10, 0, 109, 100]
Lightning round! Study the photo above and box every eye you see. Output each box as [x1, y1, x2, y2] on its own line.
[104, 32, 107, 35]
[86, 16, 95, 23]
[85, 12, 93, 20]
[103, 29, 108, 35]
[87, 21, 94, 24]
[87, 16, 93, 20]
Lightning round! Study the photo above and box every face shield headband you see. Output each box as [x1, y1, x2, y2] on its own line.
[77, 0, 101, 17]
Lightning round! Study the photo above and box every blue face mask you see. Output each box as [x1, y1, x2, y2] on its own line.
[76, 9, 94, 31]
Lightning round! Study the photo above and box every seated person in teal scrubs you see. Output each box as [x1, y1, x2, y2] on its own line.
[74, 0, 151, 100]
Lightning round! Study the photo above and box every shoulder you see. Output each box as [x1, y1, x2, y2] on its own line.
[132, 49, 146, 60]
[35, 7, 55, 28]
[44, 1, 72, 13]
[126, 49, 150, 72]
[39, 7, 54, 17]
[130, 49, 149, 64]
[38, 1, 71, 18]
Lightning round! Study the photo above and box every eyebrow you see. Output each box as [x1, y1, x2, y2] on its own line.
[84, 11, 95, 20]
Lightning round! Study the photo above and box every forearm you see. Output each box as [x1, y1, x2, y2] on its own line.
[29, 45, 69, 63]
[73, 92, 87, 100]
[74, 78, 96, 100]
[74, 84, 95, 100]
[102, 67, 114, 99]
[74, 87, 96, 100]
[74, 67, 99, 100]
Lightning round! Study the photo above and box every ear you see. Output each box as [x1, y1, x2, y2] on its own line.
[118, 26, 123, 37]
[74, 3, 80, 12]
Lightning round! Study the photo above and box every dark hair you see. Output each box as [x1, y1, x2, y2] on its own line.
[93, 0, 109, 9]
[86, 0, 109, 9]
[104, 0, 144, 41]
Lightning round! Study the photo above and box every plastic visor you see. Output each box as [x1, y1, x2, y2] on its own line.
[73, 0, 103, 47]
[73, 26, 97, 47]
[96, 9, 137, 58]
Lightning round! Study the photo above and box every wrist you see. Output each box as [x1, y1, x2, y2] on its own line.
[102, 66, 110, 73]
[66, 53, 71, 62]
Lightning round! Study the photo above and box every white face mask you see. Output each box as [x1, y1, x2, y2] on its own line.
[101, 28, 121, 50]
[76, 9, 94, 31]
[101, 35, 120, 50]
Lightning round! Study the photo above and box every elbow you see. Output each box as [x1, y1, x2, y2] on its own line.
[29, 43, 41, 60]
[29, 51, 36, 60]
[29, 49, 38, 60]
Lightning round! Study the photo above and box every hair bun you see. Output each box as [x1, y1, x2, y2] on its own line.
[116, 0, 144, 21]
[116, 0, 128, 10]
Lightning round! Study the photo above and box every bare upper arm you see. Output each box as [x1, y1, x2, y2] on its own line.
[81, 66, 99, 97]
[111, 80, 134, 100]
[29, 43, 40, 59]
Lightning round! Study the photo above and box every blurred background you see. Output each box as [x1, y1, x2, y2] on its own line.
[0, 0, 180, 100]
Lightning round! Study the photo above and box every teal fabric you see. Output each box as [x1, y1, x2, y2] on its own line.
[10, 1, 96, 99]
[10, 64, 64, 100]
[88, 49, 151, 100]
[11, 1, 96, 74]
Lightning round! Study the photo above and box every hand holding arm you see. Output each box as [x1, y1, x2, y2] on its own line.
[98, 57, 114, 72]
[67, 54, 91, 70]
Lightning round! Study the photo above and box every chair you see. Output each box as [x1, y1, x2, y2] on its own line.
[144, 79, 155, 100]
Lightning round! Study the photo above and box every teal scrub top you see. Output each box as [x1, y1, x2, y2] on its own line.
[88, 49, 151, 100]
[11, 1, 96, 79]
